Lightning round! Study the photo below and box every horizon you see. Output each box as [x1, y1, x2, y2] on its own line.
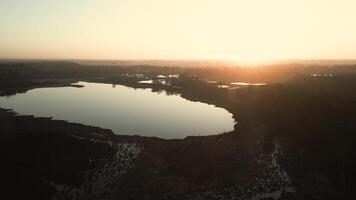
[1, 0, 356, 64]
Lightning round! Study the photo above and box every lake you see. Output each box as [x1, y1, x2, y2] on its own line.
[0, 82, 235, 139]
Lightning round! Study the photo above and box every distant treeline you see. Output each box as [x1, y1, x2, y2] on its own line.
[0, 61, 183, 89]
[1, 61, 356, 89]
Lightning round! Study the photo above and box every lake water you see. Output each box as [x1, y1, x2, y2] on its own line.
[0, 82, 235, 139]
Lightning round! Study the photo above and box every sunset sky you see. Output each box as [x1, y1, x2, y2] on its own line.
[1, 0, 356, 63]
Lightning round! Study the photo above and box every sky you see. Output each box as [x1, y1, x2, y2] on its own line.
[1, 0, 356, 63]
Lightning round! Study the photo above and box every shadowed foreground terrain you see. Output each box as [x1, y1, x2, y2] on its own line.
[1, 61, 356, 199]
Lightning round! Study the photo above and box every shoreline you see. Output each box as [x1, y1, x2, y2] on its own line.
[0, 78, 239, 140]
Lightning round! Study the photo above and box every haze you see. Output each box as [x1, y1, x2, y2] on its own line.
[1, 0, 356, 63]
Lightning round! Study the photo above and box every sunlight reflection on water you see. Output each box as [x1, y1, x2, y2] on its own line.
[0, 82, 235, 139]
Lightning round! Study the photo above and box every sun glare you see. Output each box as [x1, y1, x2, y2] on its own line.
[1, 0, 356, 62]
